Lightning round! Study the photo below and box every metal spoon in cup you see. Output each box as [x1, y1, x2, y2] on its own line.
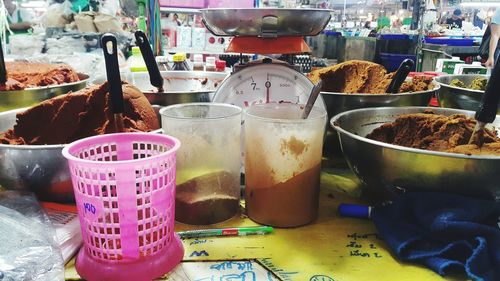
[301, 80, 323, 119]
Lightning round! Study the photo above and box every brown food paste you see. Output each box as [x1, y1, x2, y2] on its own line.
[0, 82, 159, 145]
[366, 111, 500, 155]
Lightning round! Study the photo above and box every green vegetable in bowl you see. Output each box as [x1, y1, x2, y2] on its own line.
[450, 77, 488, 91]
[469, 77, 488, 91]
[450, 79, 466, 88]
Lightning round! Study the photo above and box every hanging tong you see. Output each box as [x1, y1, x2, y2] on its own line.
[386, 59, 414, 94]
[101, 33, 125, 133]
[0, 39, 7, 85]
[134, 30, 164, 92]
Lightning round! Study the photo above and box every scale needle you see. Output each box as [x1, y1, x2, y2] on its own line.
[265, 80, 271, 103]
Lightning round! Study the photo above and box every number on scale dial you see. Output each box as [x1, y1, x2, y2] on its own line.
[213, 64, 325, 109]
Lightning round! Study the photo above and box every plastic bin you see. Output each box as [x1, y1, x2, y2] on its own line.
[424, 37, 474, 46]
[379, 53, 417, 72]
[62, 132, 184, 281]
[378, 34, 409, 40]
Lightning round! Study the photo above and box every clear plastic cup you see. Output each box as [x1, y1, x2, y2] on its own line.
[244, 103, 327, 227]
[160, 103, 242, 225]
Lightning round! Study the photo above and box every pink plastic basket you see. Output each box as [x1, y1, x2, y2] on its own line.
[62, 133, 183, 281]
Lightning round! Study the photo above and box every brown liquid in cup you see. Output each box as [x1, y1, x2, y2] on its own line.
[175, 171, 240, 225]
[245, 164, 321, 228]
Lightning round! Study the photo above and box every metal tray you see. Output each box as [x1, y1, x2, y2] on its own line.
[201, 8, 332, 37]
[0, 73, 89, 112]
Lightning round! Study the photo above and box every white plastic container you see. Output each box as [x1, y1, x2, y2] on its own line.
[192, 27, 206, 50]
[176, 26, 192, 48]
[205, 56, 216, 72]
[193, 54, 204, 71]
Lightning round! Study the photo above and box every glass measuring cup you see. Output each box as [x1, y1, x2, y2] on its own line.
[160, 103, 242, 225]
[244, 103, 327, 227]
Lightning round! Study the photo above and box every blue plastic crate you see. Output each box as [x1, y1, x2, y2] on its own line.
[379, 53, 417, 72]
[424, 37, 474, 46]
[378, 34, 409, 40]
[324, 31, 342, 36]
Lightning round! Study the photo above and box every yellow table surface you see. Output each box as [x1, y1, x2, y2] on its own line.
[65, 169, 458, 281]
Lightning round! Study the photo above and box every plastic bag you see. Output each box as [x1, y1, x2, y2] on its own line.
[100, 0, 121, 16]
[42, 2, 72, 28]
[8, 34, 43, 56]
[0, 191, 64, 281]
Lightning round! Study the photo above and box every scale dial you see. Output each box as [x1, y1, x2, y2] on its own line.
[213, 63, 325, 109]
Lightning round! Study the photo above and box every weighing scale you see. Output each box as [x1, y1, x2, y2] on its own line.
[200, 8, 332, 109]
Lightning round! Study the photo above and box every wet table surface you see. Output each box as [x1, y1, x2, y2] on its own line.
[65, 167, 458, 281]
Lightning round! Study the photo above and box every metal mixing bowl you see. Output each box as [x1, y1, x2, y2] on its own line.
[200, 8, 331, 37]
[0, 108, 71, 202]
[0, 73, 89, 112]
[435, 74, 492, 113]
[321, 81, 439, 162]
[330, 106, 500, 200]
[129, 71, 228, 106]
[0, 107, 163, 203]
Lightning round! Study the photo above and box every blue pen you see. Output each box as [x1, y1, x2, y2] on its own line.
[338, 203, 373, 219]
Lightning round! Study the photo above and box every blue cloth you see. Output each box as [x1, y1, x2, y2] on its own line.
[371, 193, 500, 281]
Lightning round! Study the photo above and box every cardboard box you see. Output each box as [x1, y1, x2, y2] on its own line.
[94, 13, 123, 34]
[436, 58, 465, 74]
[74, 12, 97, 33]
[454, 63, 487, 75]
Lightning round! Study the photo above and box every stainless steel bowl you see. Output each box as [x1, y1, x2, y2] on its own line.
[201, 8, 332, 37]
[0, 73, 89, 112]
[321, 82, 439, 162]
[0, 108, 71, 202]
[435, 74, 493, 113]
[128, 71, 228, 106]
[0, 107, 163, 203]
[330, 106, 500, 200]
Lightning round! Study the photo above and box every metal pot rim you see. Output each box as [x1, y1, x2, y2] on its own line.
[143, 90, 214, 95]
[330, 106, 500, 160]
[434, 74, 489, 94]
[0, 107, 71, 149]
[320, 82, 440, 96]
[0, 73, 89, 93]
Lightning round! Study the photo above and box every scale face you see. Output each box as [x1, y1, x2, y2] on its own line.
[213, 63, 326, 110]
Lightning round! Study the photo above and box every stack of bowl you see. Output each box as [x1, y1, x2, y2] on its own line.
[327, 72, 500, 200]
[321, 78, 439, 164]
